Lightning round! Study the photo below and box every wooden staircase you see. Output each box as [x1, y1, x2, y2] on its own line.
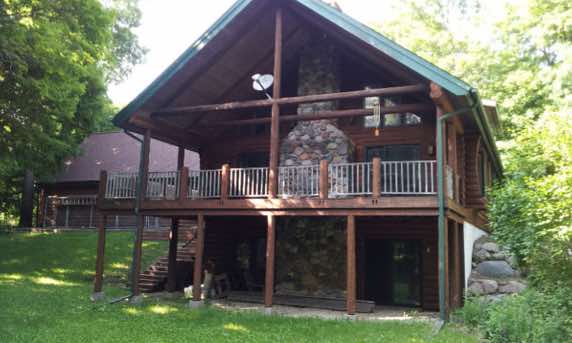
[138, 239, 196, 293]
[139, 220, 197, 293]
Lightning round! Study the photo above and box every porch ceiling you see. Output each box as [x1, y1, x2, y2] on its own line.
[120, 0, 433, 146]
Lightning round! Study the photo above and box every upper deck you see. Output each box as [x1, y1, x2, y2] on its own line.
[97, 159, 457, 216]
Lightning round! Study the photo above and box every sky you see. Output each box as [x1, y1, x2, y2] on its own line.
[107, 0, 393, 106]
[108, 0, 508, 106]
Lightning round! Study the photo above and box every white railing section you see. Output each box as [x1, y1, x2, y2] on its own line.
[278, 165, 319, 197]
[58, 195, 97, 206]
[229, 167, 268, 198]
[105, 172, 138, 199]
[146, 171, 180, 200]
[381, 160, 436, 194]
[329, 162, 373, 196]
[188, 169, 221, 199]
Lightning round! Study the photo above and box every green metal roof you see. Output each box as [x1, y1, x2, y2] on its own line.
[113, 0, 501, 173]
[296, 0, 474, 96]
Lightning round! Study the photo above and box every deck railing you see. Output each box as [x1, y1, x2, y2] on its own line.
[229, 167, 268, 198]
[105, 172, 138, 199]
[103, 160, 438, 201]
[278, 164, 320, 197]
[329, 162, 372, 196]
[146, 171, 180, 199]
[188, 169, 222, 199]
[381, 160, 436, 194]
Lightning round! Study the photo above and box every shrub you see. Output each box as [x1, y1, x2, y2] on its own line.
[455, 289, 572, 343]
[453, 297, 489, 328]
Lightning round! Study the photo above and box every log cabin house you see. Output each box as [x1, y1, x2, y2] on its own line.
[92, 0, 502, 320]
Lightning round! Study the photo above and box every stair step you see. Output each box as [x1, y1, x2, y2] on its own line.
[138, 238, 195, 293]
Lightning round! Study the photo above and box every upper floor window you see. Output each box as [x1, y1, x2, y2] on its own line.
[364, 93, 422, 128]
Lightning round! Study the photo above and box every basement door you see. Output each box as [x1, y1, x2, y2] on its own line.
[365, 240, 422, 306]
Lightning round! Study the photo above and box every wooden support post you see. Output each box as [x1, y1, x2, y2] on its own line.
[221, 164, 230, 200]
[265, 215, 276, 308]
[452, 221, 462, 309]
[444, 219, 450, 315]
[319, 160, 329, 200]
[179, 167, 189, 200]
[139, 130, 151, 200]
[177, 146, 185, 170]
[93, 215, 106, 296]
[268, 7, 282, 199]
[131, 129, 151, 297]
[192, 214, 205, 301]
[177, 146, 187, 200]
[132, 215, 144, 297]
[346, 215, 357, 315]
[372, 157, 381, 198]
[166, 218, 179, 292]
[97, 171, 107, 209]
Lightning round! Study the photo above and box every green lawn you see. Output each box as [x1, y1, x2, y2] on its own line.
[0, 232, 478, 342]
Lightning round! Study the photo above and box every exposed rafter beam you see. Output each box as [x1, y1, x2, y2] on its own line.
[152, 84, 427, 117]
[194, 103, 433, 129]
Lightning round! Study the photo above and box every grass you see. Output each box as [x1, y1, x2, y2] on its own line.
[0, 232, 478, 342]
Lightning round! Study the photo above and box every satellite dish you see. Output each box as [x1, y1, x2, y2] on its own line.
[251, 73, 274, 99]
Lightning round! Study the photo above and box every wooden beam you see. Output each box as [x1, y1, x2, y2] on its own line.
[192, 214, 205, 301]
[153, 84, 427, 117]
[93, 215, 106, 294]
[346, 215, 356, 315]
[429, 82, 454, 113]
[130, 209, 438, 217]
[268, 7, 283, 199]
[265, 215, 276, 308]
[197, 104, 433, 128]
[166, 218, 179, 292]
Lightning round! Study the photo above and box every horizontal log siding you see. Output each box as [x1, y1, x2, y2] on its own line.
[464, 134, 485, 208]
[200, 121, 436, 169]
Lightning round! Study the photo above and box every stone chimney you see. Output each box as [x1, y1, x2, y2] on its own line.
[279, 40, 353, 167]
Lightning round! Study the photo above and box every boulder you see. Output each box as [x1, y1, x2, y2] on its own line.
[480, 279, 499, 294]
[474, 248, 491, 262]
[468, 282, 484, 296]
[476, 260, 516, 278]
[499, 281, 526, 294]
[482, 242, 500, 253]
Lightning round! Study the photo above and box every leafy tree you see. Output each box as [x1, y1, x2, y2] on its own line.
[489, 112, 572, 289]
[0, 0, 145, 219]
[375, 0, 572, 138]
